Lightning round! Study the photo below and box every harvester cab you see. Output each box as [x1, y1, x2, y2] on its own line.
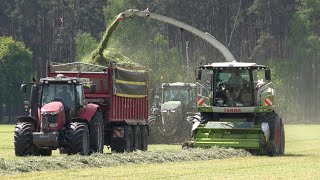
[149, 82, 197, 144]
[188, 62, 285, 156]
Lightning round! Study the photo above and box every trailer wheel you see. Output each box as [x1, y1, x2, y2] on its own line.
[140, 125, 148, 151]
[132, 125, 141, 151]
[68, 122, 90, 155]
[90, 111, 104, 153]
[14, 122, 35, 156]
[111, 125, 133, 153]
[260, 113, 281, 156]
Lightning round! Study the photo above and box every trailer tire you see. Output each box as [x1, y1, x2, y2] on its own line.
[140, 125, 148, 151]
[90, 111, 104, 153]
[14, 122, 35, 156]
[68, 122, 90, 155]
[132, 125, 141, 151]
[111, 125, 133, 153]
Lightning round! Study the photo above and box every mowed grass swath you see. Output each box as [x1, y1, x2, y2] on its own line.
[1, 124, 320, 179]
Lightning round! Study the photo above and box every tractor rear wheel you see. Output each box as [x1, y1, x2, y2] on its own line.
[90, 111, 104, 153]
[140, 125, 148, 151]
[132, 125, 141, 151]
[68, 122, 90, 155]
[14, 122, 35, 156]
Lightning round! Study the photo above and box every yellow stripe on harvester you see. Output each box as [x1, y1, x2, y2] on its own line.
[115, 79, 147, 85]
[115, 93, 147, 98]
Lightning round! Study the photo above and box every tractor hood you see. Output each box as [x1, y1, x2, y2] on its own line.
[161, 101, 181, 111]
[41, 101, 64, 115]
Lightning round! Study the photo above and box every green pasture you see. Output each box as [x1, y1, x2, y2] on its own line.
[1, 124, 320, 179]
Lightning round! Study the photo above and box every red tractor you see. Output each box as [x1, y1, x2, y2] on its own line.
[15, 74, 104, 156]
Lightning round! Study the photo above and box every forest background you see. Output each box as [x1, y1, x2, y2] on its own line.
[0, 0, 319, 123]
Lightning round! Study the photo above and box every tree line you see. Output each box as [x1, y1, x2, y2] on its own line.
[0, 0, 319, 123]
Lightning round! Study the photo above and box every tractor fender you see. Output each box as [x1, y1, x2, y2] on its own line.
[16, 116, 39, 131]
[79, 103, 100, 122]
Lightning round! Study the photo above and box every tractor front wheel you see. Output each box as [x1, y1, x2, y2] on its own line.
[14, 122, 35, 156]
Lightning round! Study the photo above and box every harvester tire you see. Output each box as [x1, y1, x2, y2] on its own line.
[279, 120, 285, 155]
[260, 113, 282, 156]
[132, 125, 141, 151]
[68, 122, 90, 155]
[147, 115, 161, 144]
[90, 111, 104, 153]
[14, 122, 35, 156]
[140, 125, 148, 151]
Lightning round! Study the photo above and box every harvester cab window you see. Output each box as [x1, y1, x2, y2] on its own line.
[253, 69, 266, 88]
[214, 69, 252, 107]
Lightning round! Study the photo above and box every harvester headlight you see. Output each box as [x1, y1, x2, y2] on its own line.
[171, 110, 176, 113]
[162, 110, 167, 113]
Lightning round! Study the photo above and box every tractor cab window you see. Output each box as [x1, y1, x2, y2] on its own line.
[163, 88, 189, 103]
[76, 84, 85, 106]
[41, 84, 75, 109]
[214, 69, 252, 107]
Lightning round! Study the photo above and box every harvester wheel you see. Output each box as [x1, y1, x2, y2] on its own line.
[140, 125, 148, 151]
[279, 120, 285, 155]
[260, 113, 281, 156]
[14, 122, 35, 156]
[68, 122, 90, 155]
[132, 125, 141, 150]
[90, 111, 104, 153]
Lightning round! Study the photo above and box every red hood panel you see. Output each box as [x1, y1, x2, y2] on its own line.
[41, 101, 63, 114]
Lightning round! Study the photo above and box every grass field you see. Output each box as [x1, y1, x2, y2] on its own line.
[1, 124, 320, 179]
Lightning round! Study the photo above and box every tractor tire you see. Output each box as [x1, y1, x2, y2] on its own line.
[140, 125, 148, 151]
[67, 122, 90, 155]
[90, 111, 104, 153]
[132, 125, 141, 151]
[111, 125, 133, 153]
[38, 149, 52, 156]
[147, 115, 162, 144]
[259, 112, 282, 156]
[279, 120, 285, 156]
[14, 122, 35, 156]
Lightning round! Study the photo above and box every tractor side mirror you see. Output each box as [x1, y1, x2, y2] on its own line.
[20, 83, 27, 94]
[265, 69, 271, 81]
[196, 69, 202, 81]
[90, 84, 96, 93]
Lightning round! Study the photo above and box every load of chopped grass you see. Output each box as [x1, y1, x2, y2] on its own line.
[0, 147, 250, 175]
